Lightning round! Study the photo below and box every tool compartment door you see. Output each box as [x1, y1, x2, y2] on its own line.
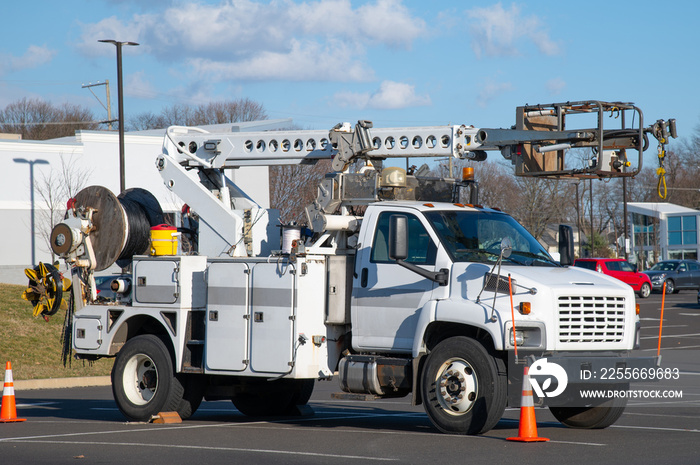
[74, 317, 102, 350]
[205, 262, 250, 371]
[250, 262, 295, 373]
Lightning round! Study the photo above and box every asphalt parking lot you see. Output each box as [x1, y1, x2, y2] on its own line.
[1, 291, 698, 464]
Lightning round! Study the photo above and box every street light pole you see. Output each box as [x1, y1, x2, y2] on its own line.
[13, 158, 49, 266]
[99, 39, 139, 194]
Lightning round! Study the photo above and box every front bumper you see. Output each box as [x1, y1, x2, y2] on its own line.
[508, 352, 661, 407]
[647, 276, 665, 290]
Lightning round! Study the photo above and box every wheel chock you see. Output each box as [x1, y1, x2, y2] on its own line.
[150, 411, 182, 424]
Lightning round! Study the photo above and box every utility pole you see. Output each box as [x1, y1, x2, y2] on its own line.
[82, 80, 114, 130]
[621, 111, 629, 261]
[590, 178, 594, 257]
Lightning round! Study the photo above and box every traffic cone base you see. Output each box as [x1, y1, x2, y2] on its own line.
[1, 361, 27, 423]
[507, 366, 548, 442]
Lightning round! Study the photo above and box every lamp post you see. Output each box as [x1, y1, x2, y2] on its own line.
[99, 39, 139, 194]
[13, 158, 49, 266]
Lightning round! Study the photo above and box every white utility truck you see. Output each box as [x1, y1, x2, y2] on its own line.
[25, 101, 675, 434]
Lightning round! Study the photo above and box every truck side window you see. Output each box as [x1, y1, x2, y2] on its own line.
[371, 212, 436, 265]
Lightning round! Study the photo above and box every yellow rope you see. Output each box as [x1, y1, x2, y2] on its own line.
[656, 166, 667, 199]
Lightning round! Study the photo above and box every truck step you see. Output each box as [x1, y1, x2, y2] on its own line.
[181, 365, 203, 374]
[331, 392, 379, 401]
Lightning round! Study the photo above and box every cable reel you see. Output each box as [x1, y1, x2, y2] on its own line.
[22, 262, 72, 321]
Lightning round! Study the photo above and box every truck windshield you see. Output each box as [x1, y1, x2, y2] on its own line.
[424, 210, 557, 266]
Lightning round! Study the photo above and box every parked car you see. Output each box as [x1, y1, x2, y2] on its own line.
[94, 275, 118, 301]
[643, 259, 700, 294]
[573, 258, 652, 298]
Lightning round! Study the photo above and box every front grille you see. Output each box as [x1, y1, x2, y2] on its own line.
[558, 296, 626, 343]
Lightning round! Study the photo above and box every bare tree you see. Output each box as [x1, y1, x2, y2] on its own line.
[129, 98, 267, 130]
[509, 176, 570, 239]
[269, 160, 332, 224]
[0, 98, 99, 140]
[35, 154, 93, 261]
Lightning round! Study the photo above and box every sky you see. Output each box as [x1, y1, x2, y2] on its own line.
[1, 0, 698, 165]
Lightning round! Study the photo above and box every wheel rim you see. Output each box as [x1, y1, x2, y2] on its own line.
[122, 353, 158, 405]
[666, 280, 674, 293]
[435, 358, 478, 415]
[641, 284, 650, 298]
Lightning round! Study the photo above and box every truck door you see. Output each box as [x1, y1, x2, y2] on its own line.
[352, 210, 437, 352]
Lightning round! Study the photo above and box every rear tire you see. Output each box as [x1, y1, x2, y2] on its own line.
[232, 379, 315, 417]
[175, 373, 205, 420]
[421, 337, 506, 435]
[112, 334, 183, 422]
[549, 397, 627, 428]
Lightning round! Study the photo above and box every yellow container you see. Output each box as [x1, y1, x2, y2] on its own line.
[150, 224, 178, 256]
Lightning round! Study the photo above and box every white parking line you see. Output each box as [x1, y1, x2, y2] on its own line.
[641, 333, 700, 339]
[624, 412, 700, 419]
[611, 424, 700, 433]
[641, 345, 700, 351]
[5, 440, 399, 461]
[640, 324, 687, 329]
[15, 402, 57, 408]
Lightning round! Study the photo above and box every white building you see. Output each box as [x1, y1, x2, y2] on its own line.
[626, 202, 700, 268]
[1, 120, 290, 284]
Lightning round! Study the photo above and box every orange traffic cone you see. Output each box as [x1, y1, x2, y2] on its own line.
[1, 361, 27, 423]
[507, 365, 547, 442]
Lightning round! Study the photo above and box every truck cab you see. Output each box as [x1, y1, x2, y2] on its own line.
[343, 200, 645, 434]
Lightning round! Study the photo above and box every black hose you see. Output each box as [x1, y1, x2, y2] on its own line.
[117, 197, 153, 260]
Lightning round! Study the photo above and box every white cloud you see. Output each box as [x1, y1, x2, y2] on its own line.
[289, 0, 424, 47]
[0, 45, 56, 74]
[546, 77, 566, 95]
[334, 80, 431, 110]
[77, 0, 426, 82]
[125, 71, 158, 99]
[188, 39, 374, 82]
[77, 16, 145, 57]
[476, 80, 514, 107]
[466, 3, 561, 58]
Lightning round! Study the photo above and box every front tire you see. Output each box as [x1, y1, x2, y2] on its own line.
[112, 334, 183, 422]
[638, 282, 651, 299]
[665, 279, 676, 294]
[421, 337, 506, 435]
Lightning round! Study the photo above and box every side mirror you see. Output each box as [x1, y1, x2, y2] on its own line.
[558, 225, 574, 266]
[389, 215, 408, 261]
[500, 237, 512, 258]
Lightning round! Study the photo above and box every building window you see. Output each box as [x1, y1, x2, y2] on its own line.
[668, 215, 697, 246]
[668, 249, 698, 260]
[632, 213, 655, 247]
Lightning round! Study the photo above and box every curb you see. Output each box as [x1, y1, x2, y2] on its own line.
[13, 376, 111, 391]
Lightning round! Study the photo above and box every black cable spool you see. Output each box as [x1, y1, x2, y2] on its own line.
[116, 188, 164, 268]
[72, 186, 164, 271]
